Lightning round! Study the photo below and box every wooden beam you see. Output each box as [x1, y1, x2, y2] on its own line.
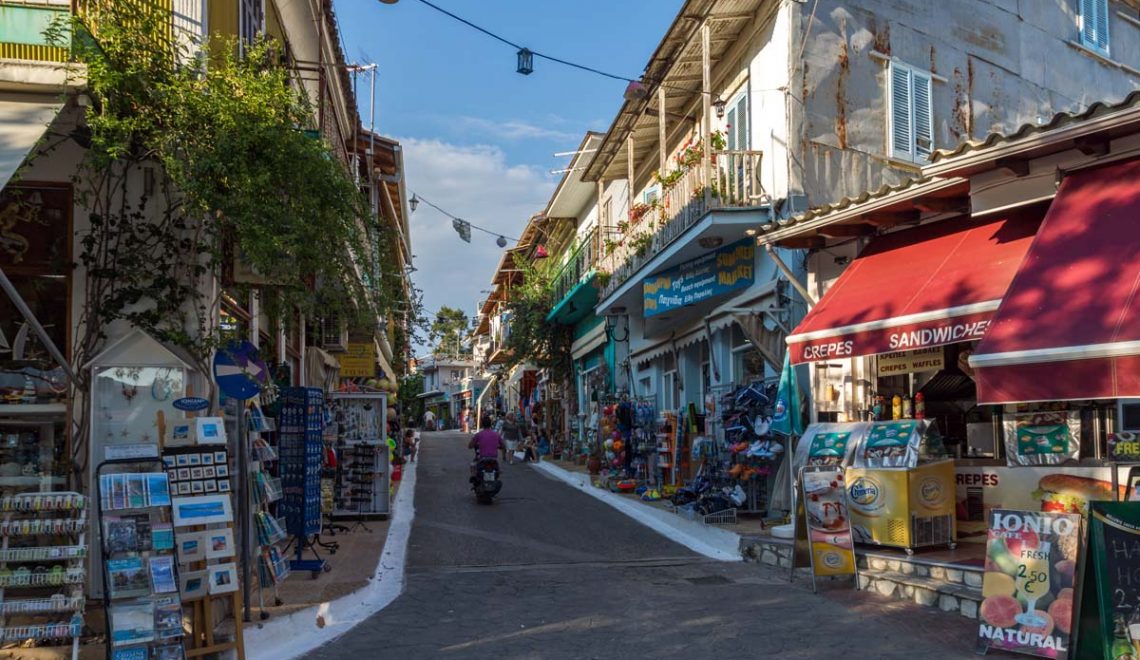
[777, 236, 825, 249]
[1073, 135, 1111, 156]
[913, 197, 969, 213]
[995, 157, 1030, 177]
[702, 23, 712, 205]
[658, 86, 667, 174]
[627, 134, 635, 214]
[818, 223, 875, 238]
[862, 210, 921, 227]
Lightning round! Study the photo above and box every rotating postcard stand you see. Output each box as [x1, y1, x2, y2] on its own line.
[278, 388, 328, 577]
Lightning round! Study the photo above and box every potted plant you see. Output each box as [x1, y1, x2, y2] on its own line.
[632, 233, 653, 258]
[595, 269, 612, 289]
[628, 202, 653, 225]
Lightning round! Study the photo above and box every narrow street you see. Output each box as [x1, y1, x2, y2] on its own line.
[311, 431, 974, 659]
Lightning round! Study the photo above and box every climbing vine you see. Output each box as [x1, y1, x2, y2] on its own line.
[43, 2, 388, 478]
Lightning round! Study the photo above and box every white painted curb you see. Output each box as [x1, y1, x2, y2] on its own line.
[246, 457, 418, 660]
[531, 461, 742, 562]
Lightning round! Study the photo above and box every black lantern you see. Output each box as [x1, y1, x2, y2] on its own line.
[497, 235, 508, 248]
[517, 48, 534, 75]
[409, 194, 419, 212]
[713, 97, 727, 119]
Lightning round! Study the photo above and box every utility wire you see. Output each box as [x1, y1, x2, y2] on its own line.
[413, 0, 706, 97]
[412, 192, 520, 243]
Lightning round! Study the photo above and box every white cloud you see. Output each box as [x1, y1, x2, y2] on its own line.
[400, 137, 556, 352]
[452, 116, 580, 143]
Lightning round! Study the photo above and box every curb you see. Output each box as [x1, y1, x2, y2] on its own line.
[246, 457, 418, 660]
[530, 461, 742, 562]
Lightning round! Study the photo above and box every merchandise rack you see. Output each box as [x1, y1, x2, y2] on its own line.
[278, 388, 328, 575]
[0, 490, 88, 660]
[330, 393, 389, 520]
[248, 407, 288, 619]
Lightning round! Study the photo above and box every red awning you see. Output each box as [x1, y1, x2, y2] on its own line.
[970, 158, 1140, 403]
[787, 211, 1041, 364]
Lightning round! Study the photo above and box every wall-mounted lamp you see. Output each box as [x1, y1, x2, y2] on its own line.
[713, 97, 727, 119]
[409, 194, 419, 212]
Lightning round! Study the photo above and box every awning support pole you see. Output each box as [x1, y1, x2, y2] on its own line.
[0, 266, 75, 383]
[765, 245, 816, 307]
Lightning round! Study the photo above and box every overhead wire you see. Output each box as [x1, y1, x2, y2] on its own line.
[411, 192, 520, 243]
[412, 0, 706, 97]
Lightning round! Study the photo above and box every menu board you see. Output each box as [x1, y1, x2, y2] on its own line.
[800, 466, 856, 584]
[807, 432, 853, 466]
[978, 509, 1082, 659]
[1074, 502, 1140, 659]
[862, 420, 917, 467]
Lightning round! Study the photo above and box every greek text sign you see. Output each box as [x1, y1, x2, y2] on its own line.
[642, 239, 754, 317]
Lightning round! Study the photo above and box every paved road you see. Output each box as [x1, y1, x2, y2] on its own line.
[311, 431, 974, 659]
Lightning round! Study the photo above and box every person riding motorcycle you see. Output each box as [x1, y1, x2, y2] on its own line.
[468, 415, 506, 477]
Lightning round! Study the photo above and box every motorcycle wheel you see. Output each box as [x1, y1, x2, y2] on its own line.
[476, 494, 494, 505]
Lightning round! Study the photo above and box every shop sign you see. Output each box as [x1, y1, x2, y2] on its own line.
[977, 508, 1082, 659]
[172, 397, 210, 412]
[876, 347, 945, 376]
[642, 239, 754, 317]
[1073, 502, 1140, 660]
[1109, 432, 1140, 462]
[954, 466, 1129, 544]
[800, 467, 857, 582]
[337, 343, 376, 378]
[790, 310, 993, 364]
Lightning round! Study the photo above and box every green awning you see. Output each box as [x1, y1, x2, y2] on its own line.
[546, 271, 598, 325]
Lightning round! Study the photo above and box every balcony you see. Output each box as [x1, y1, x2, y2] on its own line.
[546, 227, 598, 325]
[0, 1, 72, 62]
[597, 150, 766, 303]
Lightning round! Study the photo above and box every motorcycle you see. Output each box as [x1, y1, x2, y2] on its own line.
[471, 452, 502, 504]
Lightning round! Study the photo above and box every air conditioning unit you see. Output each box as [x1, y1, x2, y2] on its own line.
[319, 316, 349, 353]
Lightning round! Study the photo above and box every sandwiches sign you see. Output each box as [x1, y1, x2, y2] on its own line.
[978, 508, 1082, 659]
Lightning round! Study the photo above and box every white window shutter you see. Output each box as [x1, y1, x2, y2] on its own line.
[890, 63, 913, 161]
[913, 70, 934, 160]
[1095, 0, 1110, 51]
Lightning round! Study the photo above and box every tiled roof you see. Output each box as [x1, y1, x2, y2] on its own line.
[761, 176, 934, 231]
[929, 89, 1140, 163]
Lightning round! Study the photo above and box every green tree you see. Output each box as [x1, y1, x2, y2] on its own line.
[430, 306, 471, 357]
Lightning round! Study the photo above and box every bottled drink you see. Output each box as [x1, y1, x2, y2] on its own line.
[1129, 605, 1140, 656]
[1112, 615, 1136, 660]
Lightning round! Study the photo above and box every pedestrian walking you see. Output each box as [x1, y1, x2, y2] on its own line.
[423, 409, 436, 431]
[501, 412, 523, 464]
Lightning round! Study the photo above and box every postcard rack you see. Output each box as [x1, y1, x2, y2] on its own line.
[0, 491, 87, 660]
[278, 388, 327, 575]
[95, 458, 184, 660]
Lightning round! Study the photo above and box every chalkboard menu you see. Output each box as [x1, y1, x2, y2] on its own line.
[1074, 502, 1140, 659]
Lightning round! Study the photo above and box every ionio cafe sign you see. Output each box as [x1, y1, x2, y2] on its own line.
[790, 312, 991, 364]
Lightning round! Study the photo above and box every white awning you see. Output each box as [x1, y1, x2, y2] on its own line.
[0, 95, 62, 191]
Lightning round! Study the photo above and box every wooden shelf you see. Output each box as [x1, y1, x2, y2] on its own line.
[0, 403, 66, 416]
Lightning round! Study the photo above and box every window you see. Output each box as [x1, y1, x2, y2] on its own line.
[1079, 0, 1110, 53]
[888, 61, 934, 164]
[643, 185, 660, 205]
[725, 92, 749, 151]
[661, 370, 679, 411]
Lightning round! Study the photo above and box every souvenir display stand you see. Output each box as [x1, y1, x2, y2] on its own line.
[247, 408, 287, 616]
[656, 412, 677, 487]
[95, 458, 188, 660]
[329, 393, 389, 520]
[0, 491, 87, 659]
[720, 382, 784, 515]
[278, 388, 327, 576]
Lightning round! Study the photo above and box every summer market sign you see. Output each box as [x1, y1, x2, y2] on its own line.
[642, 239, 754, 317]
[978, 509, 1082, 659]
[337, 342, 377, 378]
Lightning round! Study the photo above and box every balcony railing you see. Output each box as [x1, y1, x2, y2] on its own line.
[597, 150, 765, 300]
[549, 227, 598, 306]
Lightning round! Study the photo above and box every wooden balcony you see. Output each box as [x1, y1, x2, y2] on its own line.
[597, 150, 766, 301]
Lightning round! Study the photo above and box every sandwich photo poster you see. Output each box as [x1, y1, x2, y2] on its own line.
[978, 508, 1082, 659]
[955, 467, 1130, 543]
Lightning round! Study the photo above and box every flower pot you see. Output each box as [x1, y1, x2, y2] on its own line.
[587, 456, 602, 475]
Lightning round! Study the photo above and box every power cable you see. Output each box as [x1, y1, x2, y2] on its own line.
[412, 0, 706, 97]
[411, 192, 520, 243]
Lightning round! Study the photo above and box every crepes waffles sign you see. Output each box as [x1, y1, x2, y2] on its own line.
[643, 239, 754, 317]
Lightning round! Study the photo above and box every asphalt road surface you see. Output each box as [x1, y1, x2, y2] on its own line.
[310, 431, 974, 659]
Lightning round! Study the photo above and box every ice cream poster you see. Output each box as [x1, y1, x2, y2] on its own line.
[977, 509, 1082, 659]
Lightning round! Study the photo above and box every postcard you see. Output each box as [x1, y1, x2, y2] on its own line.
[213, 451, 227, 464]
[218, 479, 231, 493]
[146, 473, 171, 507]
[153, 643, 185, 660]
[104, 516, 138, 554]
[177, 482, 190, 495]
[201, 452, 214, 465]
[111, 647, 148, 660]
[153, 595, 182, 639]
[205, 529, 234, 560]
[170, 423, 192, 446]
[124, 513, 152, 551]
[110, 600, 155, 647]
[179, 570, 207, 600]
[187, 454, 201, 466]
[151, 523, 175, 552]
[111, 474, 127, 510]
[177, 468, 190, 481]
[195, 417, 227, 446]
[190, 481, 204, 494]
[215, 465, 228, 478]
[175, 454, 189, 467]
[149, 555, 178, 594]
[207, 562, 238, 595]
[190, 467, 203, 480]
[171, 495, 232, 528]
[204, 480, 217, 493]
[176, 531, 205, 564]
[106, 556, 150, 599]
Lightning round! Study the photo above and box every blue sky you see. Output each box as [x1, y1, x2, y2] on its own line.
[333, 0, 682, 351]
